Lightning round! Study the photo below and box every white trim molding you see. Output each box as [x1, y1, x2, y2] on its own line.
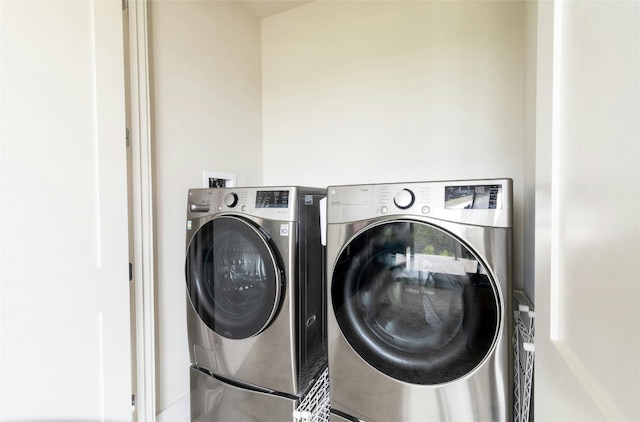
[127, 0, 157, 420]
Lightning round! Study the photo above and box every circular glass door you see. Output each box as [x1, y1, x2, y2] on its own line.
[332, 220, 500, 385]
[186, 216, 282, 339]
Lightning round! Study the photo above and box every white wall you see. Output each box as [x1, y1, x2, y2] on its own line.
[262, 1, 525, 187]
[523, 0, 538, 303]
[148, 1, 263, 416]
[149, 1, 528, 418]
[262, 0, 527, 289]
[148, 2, 640, 420]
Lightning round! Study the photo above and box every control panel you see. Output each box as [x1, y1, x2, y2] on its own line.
[186, 187, 323, 223]
[327, 179, 512, 228]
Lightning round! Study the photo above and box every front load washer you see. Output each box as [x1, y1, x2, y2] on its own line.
[185, 186, 327, 419]
[326, 179, 512, 422]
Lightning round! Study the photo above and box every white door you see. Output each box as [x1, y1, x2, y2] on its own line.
[535, 1, 640, 420]
[0, 1, 132, 420]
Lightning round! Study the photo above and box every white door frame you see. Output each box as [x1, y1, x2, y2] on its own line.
[534, 1, 640, 419]
[127, 1, 157, 420]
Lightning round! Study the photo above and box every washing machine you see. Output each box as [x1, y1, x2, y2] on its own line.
[185, 186, 327, 420]
[326, 179, 512, 422]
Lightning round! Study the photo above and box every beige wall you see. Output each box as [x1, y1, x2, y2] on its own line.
[262, 1, 525, 188]
[150, 0, 529, 419]
[148, 0, 263, 416]
[148, 1, 640, 420]
[523, 0, 538, 303]
[261, 0, 527, 290]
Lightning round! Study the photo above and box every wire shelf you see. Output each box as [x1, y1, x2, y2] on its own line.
[513, 290, 535, 422]
[293, 366, 330, 422]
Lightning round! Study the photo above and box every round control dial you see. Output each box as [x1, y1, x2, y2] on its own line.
[224, 192, 239, 208]
[394, 189, 415, 209]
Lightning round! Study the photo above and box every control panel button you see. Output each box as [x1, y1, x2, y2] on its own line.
[380, 206, 388, 214]
[224, 192, 239, 208]
[422, 206, 431, 214]
[394, 189, 415, 209]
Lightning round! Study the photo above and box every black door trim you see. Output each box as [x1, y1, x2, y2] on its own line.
[332, 220, 501, 385]
[186, 216, 283, 339]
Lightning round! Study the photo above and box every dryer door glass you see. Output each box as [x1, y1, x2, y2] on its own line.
[186, 216, 282, 339]
[332, 220, 500, 385]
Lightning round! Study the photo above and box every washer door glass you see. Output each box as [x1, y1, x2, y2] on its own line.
[186, 216, 282, 339]
[332, 220, 500, 385]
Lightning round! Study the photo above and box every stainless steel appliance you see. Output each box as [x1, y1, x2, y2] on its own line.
[185, 186, 327, 420]
[326, 179, 513, 422]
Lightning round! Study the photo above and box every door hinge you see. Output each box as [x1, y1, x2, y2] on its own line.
[126, 128, 130, 147]
[131, 393, 136, 410]
[122, 0, 128, 11]
[129, 262, 133, 282]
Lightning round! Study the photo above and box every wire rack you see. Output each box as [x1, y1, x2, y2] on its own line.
[513, 290, 535, 422]
[293, 366, 330, 422]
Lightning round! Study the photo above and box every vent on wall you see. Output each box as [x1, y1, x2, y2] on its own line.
[202, 171, 237, 188]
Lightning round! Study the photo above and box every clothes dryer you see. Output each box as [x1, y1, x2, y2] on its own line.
[185, 186, 327, 420]
[326, 180, 512, 422]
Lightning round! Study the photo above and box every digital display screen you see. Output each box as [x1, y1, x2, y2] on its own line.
[256, 190, 289, 208]
[445, 185, 502, 209]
